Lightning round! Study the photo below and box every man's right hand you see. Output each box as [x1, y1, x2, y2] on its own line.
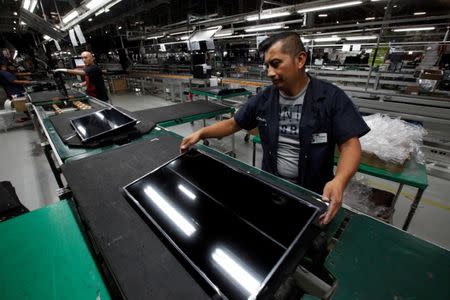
[180, 130, 202, 152]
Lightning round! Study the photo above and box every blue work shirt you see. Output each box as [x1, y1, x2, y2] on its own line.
[0, 70, 24, 98]
[235, 75, 370, 194]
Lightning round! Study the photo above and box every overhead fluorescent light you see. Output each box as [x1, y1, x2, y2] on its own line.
[179, 35, 190, 40]
[393, 27, 435, 32]
[318, 14, 328, 17]
[88, 18, 92, 21]
[365, 17, 375, 20]
[13, 12, 18, 16]
[414, 12, 426, 16]
[43, 35, 51, 40]
[214, 29, 233, 37]
[345, 35, 377, 40]
[29, 0, 38, 12]
[170, 30, 193, 36]
[245, 24, 282, 32]
[62, 10, 79, 23]
[301, 38, 311, 43]
[86, 0, 109, 10]
[314, 35, 341, 42]
[105, 0, 121, 10]
[94, 8, 105, 16]
[246, 11, 291, 21]
[22, 0, 31, 10]
[20, 21, 26, 25]
[297, 1, 362, 14]
[146, 34, 165, 39]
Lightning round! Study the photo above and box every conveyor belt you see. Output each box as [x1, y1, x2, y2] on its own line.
[49, 107, 155, 148]
[133, 100, 230, 124]
[49, 101, 227, 147]
[61, 135, 209, 300]
[28, 90, 88, 103]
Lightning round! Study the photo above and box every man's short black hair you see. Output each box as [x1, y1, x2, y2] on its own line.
[258, 31, 306, 57]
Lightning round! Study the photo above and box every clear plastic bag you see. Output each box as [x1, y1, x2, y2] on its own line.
[343, 176, 391, 219]
[360, 114, 427, 164]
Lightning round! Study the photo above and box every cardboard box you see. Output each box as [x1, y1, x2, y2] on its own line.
[335, 148, 407, 173]
[360, 151, 407, 173]
[404, 85, 420, 95]
[111, 78, 128, 93]
[12, 99, 27, 113]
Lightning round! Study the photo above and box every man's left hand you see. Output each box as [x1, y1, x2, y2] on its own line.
[319, 178, 345, 226]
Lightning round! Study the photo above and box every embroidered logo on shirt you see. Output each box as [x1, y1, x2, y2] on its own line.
[256, 116, 267, 123]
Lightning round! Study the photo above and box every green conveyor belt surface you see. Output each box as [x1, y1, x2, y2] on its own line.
[0, 200, 110, 300]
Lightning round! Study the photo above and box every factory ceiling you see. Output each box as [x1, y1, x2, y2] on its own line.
[1, 0, 449, 51]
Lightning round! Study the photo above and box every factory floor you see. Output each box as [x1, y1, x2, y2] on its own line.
[1, 92, 449, 251]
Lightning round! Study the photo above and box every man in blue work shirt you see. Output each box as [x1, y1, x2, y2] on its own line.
[0, 63, 35, 99]
[181, 32, 370, 225]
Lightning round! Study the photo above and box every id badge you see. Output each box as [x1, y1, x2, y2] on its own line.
[311, 133, 327, 144]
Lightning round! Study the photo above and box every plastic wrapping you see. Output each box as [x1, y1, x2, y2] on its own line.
[360, 113, 427, 164]
[343, 176, 392, 219]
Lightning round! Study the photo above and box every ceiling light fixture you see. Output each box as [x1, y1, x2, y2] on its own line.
[246, 11, 291, 21]
[345, 35, 377, 40]
[393, 26, 435, 32]
[297, 1, 362, 14]
[414, 12, 426, 16]
[318, 14, 328, 17]
[170, 30, 193, 36]
[365, 17, 375, 20]
[314, 35, 341, 42]
[105, 0, 121, 10]
[146, 34, 165, 39]
[245, 24, 283, 32]
[29, 0, 38, 12]
[86, 0, 109, 10]
[22, 0, 31, 10]
[62, 10, 79, 23]
[94, 8, 105, 16]
[214, 29, 234, 37]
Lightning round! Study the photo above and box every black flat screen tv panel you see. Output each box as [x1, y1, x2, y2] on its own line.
[70, 107, 137, 143]
[123, 149, 326, 299]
